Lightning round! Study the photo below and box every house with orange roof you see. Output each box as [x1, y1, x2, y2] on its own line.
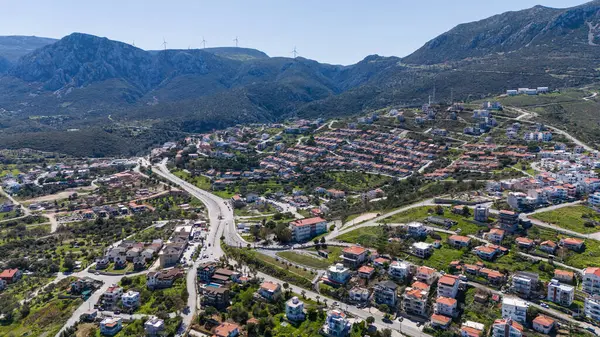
[583, 267, 600, 295]
[515, 237, 534, 249]
[430, 313, 452, 328]
[463, 264, 481, 275]
[289, 217, 327, 242]
[212, 322, 240, 337]
[258, 281, 282, 301]
[438, 275, 460, 298]
[461, 321, 484, 337]
[0, 268, 22, 284]
[560, 237, 585, 251]
[357, 265, 375, 279]
[341, 246, 368, 268]
[532, 315, 555, 334]
[448, 235, 472, 248]
[403, 287, 428, 316]
[415, 266, 438, 284]
[474, 245, 499, 260]
[373, 257, 391, 268]
[540, 240, 557, 254]
[554, 269, 574, 283]
[479, 268, 506, 285]
[487, 228, 505, 244]
[493, 318, 523, 337]
[435, 296, 458, 317]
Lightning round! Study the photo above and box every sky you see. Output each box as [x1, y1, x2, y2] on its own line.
[0, 0, 589, 65]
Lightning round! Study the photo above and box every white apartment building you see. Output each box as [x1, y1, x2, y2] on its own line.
[121, 290, 140, 308]
[547, 279, 574, 306]
[583, 267, 600, 295]
[437, 275, 460, 298]
[412, 242, 433, 258]
[389, 261, 412, 280]
[502, 297, 528, 323]
[286, 296, 305, 321]
[289, 217, 327, 242]
[585, 295, 600, 323]
[492, 318, 523, 337]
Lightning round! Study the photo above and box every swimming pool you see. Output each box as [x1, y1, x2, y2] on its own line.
[206, 283, 222, 288]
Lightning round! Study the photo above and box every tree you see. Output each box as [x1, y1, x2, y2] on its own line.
[378, 304, 390, 314]
[462, 205, 471, 216]
[320, 237, 326, 244]
[366, 316, 375, 325]
[435, 205, 444, 215]
[301, 290, 306, 299]
[63, 257, 75, 272]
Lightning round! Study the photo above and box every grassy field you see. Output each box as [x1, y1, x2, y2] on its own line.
[530, 205, 600, 234]
[337, 226, 386, 247]
[119, 275, 188, 315]
[385, 205, 484, 235]
[325, 171, 392, 192]
[255, 252, 315, 280]
[276, 251, 331, 269]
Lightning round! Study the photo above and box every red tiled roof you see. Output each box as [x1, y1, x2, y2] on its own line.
[343, 246, 366, 255]
[431, 314, 452, 325]
[449, 235, 471, 243]
[417, 266, 436, 275]
[584, 267, 600, 277]
[358, 266, 375, 274]
[436, 296, 457, 306]
[461, 326, 482, 337]
[438, 275, 459, 286]
[0, 268, 19, 278]
[290, 217, 326, 227]
[533, 315, 555, 327]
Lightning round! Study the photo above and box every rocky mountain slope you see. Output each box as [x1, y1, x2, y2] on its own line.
[0, 1, 599, 156]
[0, 35, 57, 63]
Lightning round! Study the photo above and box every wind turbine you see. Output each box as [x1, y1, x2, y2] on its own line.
[132, 40, 135, 47]
[291, 46, 298, 58]
[201, 37, 207, 49]
[162, 37, 168, 50]
[233, 36, 239, 47]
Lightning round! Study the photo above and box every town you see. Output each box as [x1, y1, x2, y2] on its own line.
[4, 92, 600, 337]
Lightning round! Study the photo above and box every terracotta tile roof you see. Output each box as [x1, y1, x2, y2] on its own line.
[0, 269, 19, 279]
[494, 319, 523, 332]
[533, 315, 555, 327]
[290, 217, 326, 227]
[475, 246, 496, 254]
[213, 322, 240, 337]
[584, 267, 600, 277]
[541, 240, 556, 247]
[461, 326, 482, 337]
[405, 288, 426, 299]
[438, 275, 459, 286]
[417, 266, 436, 275]
[436, 296, 457, 306]
[411, 281, 430, 291]
[554, 269, 574, 278]
[343, 246, 366, 255]
[489, 228, 505, 235]
[431, 313, 452, 325]
[449, 235, 471, 243]
[515, 237, 533, 245]
[562, 238, 583, 245]
[260, 281, 280, 292]
[374, 257, 390, 264]
[358, 266, 375, 274]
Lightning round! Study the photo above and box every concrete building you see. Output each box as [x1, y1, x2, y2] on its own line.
[407, 222, 428, 238]
[412, 242, 433, 258]
[415, 266, 438, 284]
[389, 261, 412, 280]
[585, 295, 600, 322]
[435, 296, 458, 317]
[326, 263, 351, 285]
[100, 317, 123, 336]
[349, 287, 369, 303]
[340, 246, 367, 269]
[289, 217, 327, 242]
[144, 316, 165, 336]
[502, 297, 528, 323]
[373, 280, 398, 307]
[583, 267, 600, 295]
[461, 321, 485, 337]
[547, 279, 574, 306]
[511, 272, 539, 298]
[286, 296, 305, 321]
[532, 315, 555, 334]
[202, 286, 230, 309]
[121, 290, 140, 308]
[403, 287, 428, 316]
[492, 318, 523, 337]
[323, 310, 351, 337]
[258, 281, 282, 301]
[437, 274, 460, 298]
[498, 210, 519, 233]
[213, 322, 240, 337]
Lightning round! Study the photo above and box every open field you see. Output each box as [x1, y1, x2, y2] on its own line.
[530, 205, 600, 234]
[276, 251, 330, 269]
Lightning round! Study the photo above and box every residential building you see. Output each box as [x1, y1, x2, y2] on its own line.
[202, 287, 230, 309]
[540, 240, 557, 254]
[341, 246, 367, 268]
[589, 192, 600, 206]
[0, 279, 6, 291]
[100, 317, 123, 336]
[461, 321, 484, 337]
[474, 246, 498, 260]
[286, 296, 305, 321]
[102, 285, 123, 304]
[498, 210, 519, 233]
[323, 310, 351, 337]
[198, 262, 217, 282]
[407, 222, 428, 238]
[373, 257, 391, 268]
[560, 237, 585, 251]
[121, 290, 140, 308]
[412, 242, 433, 258]
[553, 269, 574, 283]
[474, 205, 489, 222]
[326, 263, 351, 285]
[213, 322, 240, 337]
[584, 295, 600, 322]
[158, 243, 186, 268]
[289, 217, 327, 242]
[357, 265, 375, 279]
[144, 316, 165, 336]
[512, 272, 539, 298]
[436, 296, 458, 317]
[492, 318, 523, 337]
[448, 235, 471, 248]
[515, 237, 534, 249]
[389, 261, 412, 280]
[547, 279, 574, 306]
[583, 267, 600, 295]
[403, 287, 428, 316]
[430, 313, 452, 329]
[415, 266, 437, 284]
[258, 281, 282, 301]
[373, 280, 398, 307]
[488, 228, 505, 244]
[532, 315, 555, 334]
[502, 297, 528, 323]
[349, 287, 369, 303]
[146, 268, 183, 290]
[211, 268, 238, 284]
[437, 274, 460, 298]
[0, 269, 22, 283]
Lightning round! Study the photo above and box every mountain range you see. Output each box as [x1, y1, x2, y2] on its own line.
[0, 1, 600, 156]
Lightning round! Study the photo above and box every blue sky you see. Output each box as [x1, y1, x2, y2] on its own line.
[0, 0, 588, 65]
